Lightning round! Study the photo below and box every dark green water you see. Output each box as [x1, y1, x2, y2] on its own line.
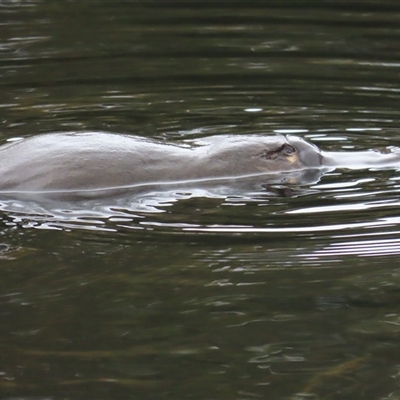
[1, 1, 400, 399]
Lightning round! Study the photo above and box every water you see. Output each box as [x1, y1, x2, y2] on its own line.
[1, 1, 400, 399]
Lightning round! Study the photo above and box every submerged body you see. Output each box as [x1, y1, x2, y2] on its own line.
[0, 131, 399, 199]
[0, 132, 322, 196]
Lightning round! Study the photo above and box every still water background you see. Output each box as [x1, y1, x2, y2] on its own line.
[1, 1, 400, 399]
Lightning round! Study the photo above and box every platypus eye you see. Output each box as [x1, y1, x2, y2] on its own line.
[282, 144, 296, 156]
[260, 144, 296, 160]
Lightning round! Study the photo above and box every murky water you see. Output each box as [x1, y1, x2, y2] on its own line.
[1, 2, 400, 399]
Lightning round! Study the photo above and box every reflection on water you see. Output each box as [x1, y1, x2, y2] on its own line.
[0, 168, 325, 231]
[1, 1, 400, 399]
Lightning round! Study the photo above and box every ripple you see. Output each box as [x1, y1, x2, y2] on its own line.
[306, 237, 400, 258]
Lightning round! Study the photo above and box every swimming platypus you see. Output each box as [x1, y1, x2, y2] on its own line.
[0, 132, 321, 196]
[0, 131, 398, 198]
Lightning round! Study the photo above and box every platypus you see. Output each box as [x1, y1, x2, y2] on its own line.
[0, 132, 398, 198]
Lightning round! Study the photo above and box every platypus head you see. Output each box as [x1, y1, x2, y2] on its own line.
[285, 135, 324, 169]
[238, 134, 324, 173]
[196, 134, 325, 179]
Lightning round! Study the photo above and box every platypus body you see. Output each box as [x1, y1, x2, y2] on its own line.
[0, 132, 322, 197]
[0, 131, 398, 200]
